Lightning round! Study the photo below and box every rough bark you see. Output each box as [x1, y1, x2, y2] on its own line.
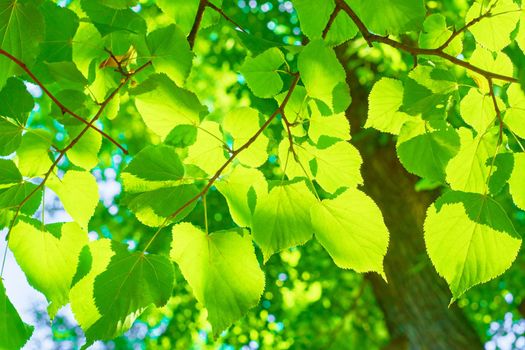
[339, 49, 484, 349]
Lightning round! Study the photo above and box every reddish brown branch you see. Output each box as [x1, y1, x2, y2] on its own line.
[0, 48, 129, 154]
[322, 5, 342, 39]
[334, 0, 518, 83]
[437, 11, 491, 51]
[188, 0, 208, 49]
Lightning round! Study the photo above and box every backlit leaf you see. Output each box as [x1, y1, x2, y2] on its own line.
[171, 223, 265, 337]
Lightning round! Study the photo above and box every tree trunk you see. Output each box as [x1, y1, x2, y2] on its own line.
[339, 49, 484, 349]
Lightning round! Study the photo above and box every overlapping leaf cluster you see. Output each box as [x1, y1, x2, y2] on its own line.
[0, 0, 523, 348]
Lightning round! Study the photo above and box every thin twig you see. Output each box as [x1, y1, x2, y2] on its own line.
[188, 0, 208, 49]
[102, 48, 130, 77]
[206, 1, 247, 33]
[322, 5, 341, 39]
[437, 11, 491, 51]
[0, 49, 129, 154]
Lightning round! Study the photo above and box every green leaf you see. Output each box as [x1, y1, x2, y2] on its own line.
[0, 77, 34, 123]
[306, 141, 363, 193]
[146, 24, 193, 86]
[509, 152, 525, 211]
[0, 118, 22, 156]
[87, 247, 174, 342]
[0, 279, 33, 350]
[298, 39, 349, 112]
[347, 0, 425, 35]
[293, 0, 335, 40]
[9, 220, 88, 318]
[0, 159, 22, 186]
[71, 239, 174, 344]
[47, 171, 99, 230]
[122, 145, 185, 192]
[44, 61, 88, 90]
[70, 239, 114, 335]
[308, 107, 350, 145]
[156, 0, 222, 35]
[323, 9, 359, 46]
[16, 131, 53, 177]
[310, 188, 389, 277]
[424, 191, 522, 300]
[51, 90, 90, 124]
[465, 0, 520, 52]
[517, 12, 525, 54]
[487, 153, 514, 195]
[275, 85, 309, 137]
[223, 107, 269, 167]
[366, 78, 411, 134]
[407, 65, 458, 96]
[215, 165, 268, 227]
[38, 1, 79, 62]
[469, 47, 513, 90]
[0, 182, 42, 215]
[72, 22, 104, 78]
[445, 128, 499, 194]
[240, 48, 286, 98]
[165, 125, 197, 148]
[397, 119, 460, 182]
[125, 185, 199, 227]
[418, 14, 462, 55]
[235, 31, 283, 55]
[459, 88, 500, 133]
[0, 0, 44, 87]
[99, 0, 138, 9]
[278, 139, 313, 180]
[171, 223, 265, 337]
[122, 145, 199, 227]
[131, 74, 206, 140]
[251, 180, 317, 261]
[293, 2, 361, 45]
[504, 84, 525, 139]
[81, 0, 146, 36]
[66, 125, 102, 170]
[401, 78, 449, 120]
[186, 120, 227, 174]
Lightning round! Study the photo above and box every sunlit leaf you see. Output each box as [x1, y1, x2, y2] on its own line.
[311, 188, 389, 277]
[9, 220, 88, 318]
[251, 180, 317, 261]
[171, 223, 265, 337]
[0, 279, 33, 350]
[425, 191, 521, 300]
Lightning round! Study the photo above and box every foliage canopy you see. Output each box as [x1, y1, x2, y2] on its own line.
[0, 0, 524, 348]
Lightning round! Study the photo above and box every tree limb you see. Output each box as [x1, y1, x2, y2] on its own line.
[188, 0, 209, 49]
[334, 0, 518, 83]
